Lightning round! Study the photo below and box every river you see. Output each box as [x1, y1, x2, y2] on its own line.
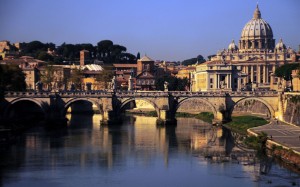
[0, 114, 299, 187]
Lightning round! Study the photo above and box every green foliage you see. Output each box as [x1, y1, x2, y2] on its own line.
[0, 64, 26, 94]
[195, 112, 214, 123]
[156, 75, 189, 91]
[21, 41, 55, 58]
[223, 116, 268, 134]
[181, 55, 205, 66]
[69, 68, 83, 90]
[290, 95, 300, 103]
[274, 63, 300, 81]
[145, 111, 158, 117]
[40, 64, 55, 90]
[176, 112, 195, 118]
[137, 52, 141, 60]
[95, 67, 114, 89]
[37, 51, 54, 61]
[176, 112, 214, 123]
[207, 55, 216, 61]
[244, 132, 268, 157]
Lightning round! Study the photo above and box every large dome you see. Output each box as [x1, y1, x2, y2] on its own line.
[239, 5, 275, 52]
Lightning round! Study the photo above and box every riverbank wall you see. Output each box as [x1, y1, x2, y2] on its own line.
[280, 93, 300, 126]
[248, 125, 300, 170]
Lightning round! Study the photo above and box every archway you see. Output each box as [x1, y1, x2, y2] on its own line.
[63, 98, 102, 116]
[64, 98, 102, 128]
[5, 98, 46, 127]
[119, 98, 159, 117]
[230, 97, 274, 119]
[176, 98, 218, 116]
[175, 98, 218, 123]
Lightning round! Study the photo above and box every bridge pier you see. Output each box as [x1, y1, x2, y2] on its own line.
[101, 110, 122, 125]
[214, 111, 224, 124]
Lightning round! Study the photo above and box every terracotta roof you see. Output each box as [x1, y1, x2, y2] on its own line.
[113, 64, 137, 68]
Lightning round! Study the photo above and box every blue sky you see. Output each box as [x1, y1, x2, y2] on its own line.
[1, 0, 299, 61]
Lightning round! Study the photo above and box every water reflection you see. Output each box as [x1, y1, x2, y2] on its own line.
[0, 114, 299, 187]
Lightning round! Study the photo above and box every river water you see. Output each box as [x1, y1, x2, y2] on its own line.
[0, 114, 299, 187]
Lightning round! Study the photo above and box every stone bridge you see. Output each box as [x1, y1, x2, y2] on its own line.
[0, 91, 283, 125]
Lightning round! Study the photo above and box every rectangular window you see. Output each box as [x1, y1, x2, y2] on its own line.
[210, 78, 213, 83]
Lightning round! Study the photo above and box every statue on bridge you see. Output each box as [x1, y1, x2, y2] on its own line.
[35, 81, 43, 92]
[164, 81, 169, 91]
[111, 76, 116, 91]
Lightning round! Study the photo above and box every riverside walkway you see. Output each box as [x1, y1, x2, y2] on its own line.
[249, 121, 300, 154]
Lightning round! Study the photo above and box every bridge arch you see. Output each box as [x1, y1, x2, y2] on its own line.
[230, 97, 275, 118]
[4, 97, 46, 119]
[176, 97, 218, 116]
[119, 98, 160, 116]
[63, 98, 102, 116]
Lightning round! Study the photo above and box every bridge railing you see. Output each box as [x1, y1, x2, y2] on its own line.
[4, 90, 279, 98]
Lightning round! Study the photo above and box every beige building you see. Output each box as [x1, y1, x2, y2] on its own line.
[292, 70, 300, 92]
[192, 5, 298, 92]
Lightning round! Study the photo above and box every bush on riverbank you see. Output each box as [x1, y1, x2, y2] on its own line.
[176, 112, 214, 123]
[223, 115, 268, 135]
[126, 110, 158, 117]
[244, 132, 268, 156]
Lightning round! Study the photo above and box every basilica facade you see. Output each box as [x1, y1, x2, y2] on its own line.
[191, 5, 298, 92]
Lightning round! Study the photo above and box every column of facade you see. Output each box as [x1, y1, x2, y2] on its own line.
[263, 65, 266, 84]
[257, 65, 261, 84]
[216, 74, 219, 89]
[237, 76, 241, 91]
[272, 64, 277, 84]
[227, 74, 230, 89]
[245, 66, 248, 83]
[214, 73, 218, 90]
[251, 65, 254, 83]
[206, 74, 210, 91]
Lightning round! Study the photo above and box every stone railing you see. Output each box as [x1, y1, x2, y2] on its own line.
[4, 90, 279, 98]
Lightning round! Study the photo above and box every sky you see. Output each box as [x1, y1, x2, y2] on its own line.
[1, 0, 299, 61]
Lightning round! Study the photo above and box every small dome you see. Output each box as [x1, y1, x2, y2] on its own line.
[228, 40, 238, 51]
[275, 38, 287, 51]
[287, 47, 295, 54]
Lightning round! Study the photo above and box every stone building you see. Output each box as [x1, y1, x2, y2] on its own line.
[80, 50, 90, 66]
[192, 5, 298, 92]
[136, 56, 156, 90]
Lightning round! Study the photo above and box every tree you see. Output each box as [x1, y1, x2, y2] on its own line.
[137, 52, 141, 60]
[0, 64, 26, 95]
[155, 75, 189, 91]
[97, 40, 113, 59]
[69, 68, 83, 90]
[181, 55, 206, 66]
[275, 63, 299, 81]
[119, 53, 136, 64]
[207, 55, 216, 61]
[40, 64, 55, 91]
[22, 40, 46, 56]
[37, 51, 54, 61]
[95, 68, 114, 89]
